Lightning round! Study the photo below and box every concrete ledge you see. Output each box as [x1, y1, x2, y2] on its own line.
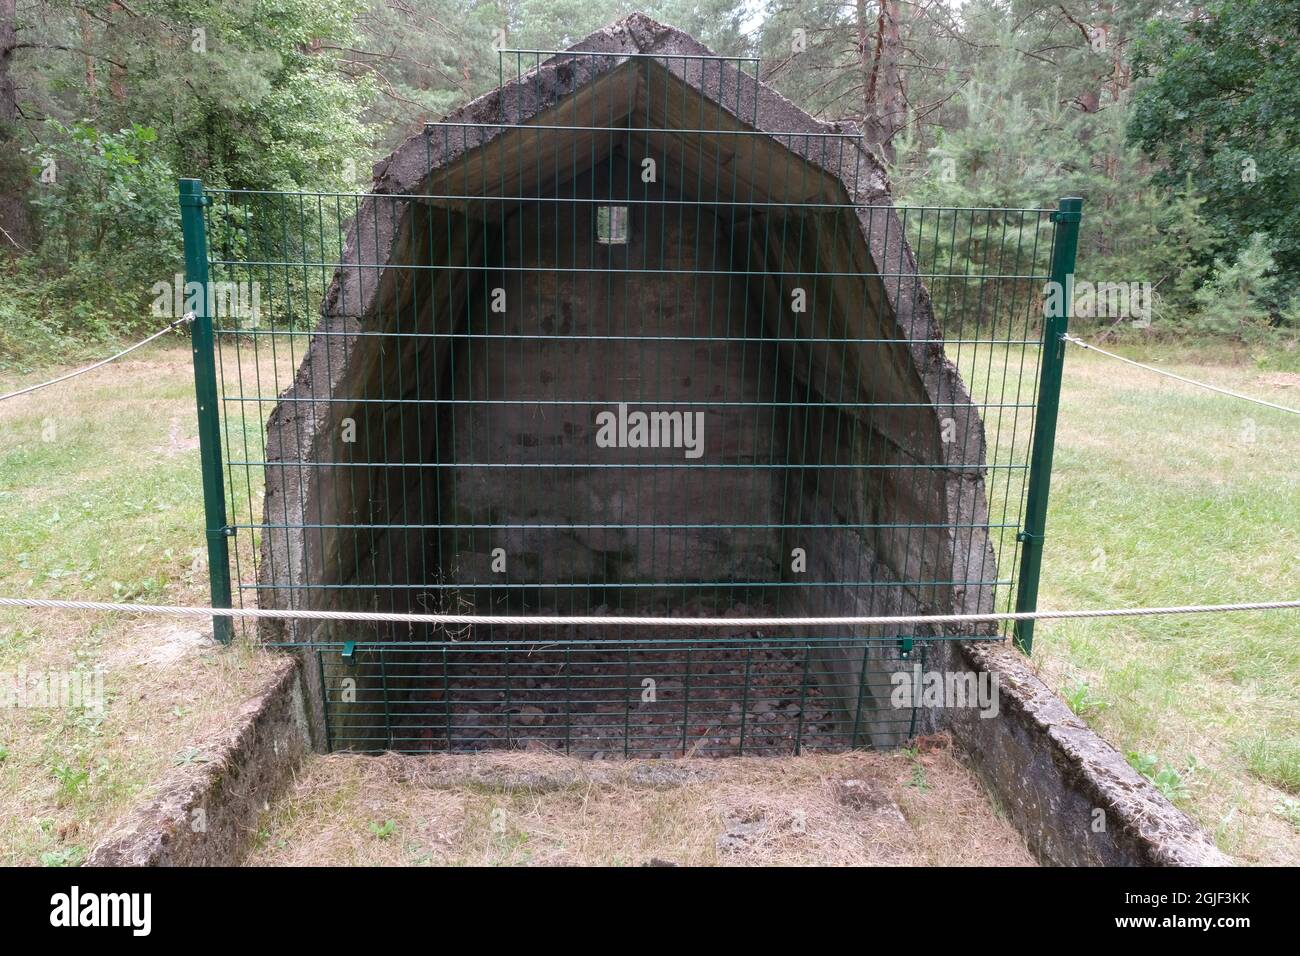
[86, 654, 310, 867]
[935, 639, 1230, 866]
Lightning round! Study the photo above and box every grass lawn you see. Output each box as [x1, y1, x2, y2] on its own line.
[0, 338, 1295, 865]
[1027, 341, 1299, 865]
[0, 344, 278, 866]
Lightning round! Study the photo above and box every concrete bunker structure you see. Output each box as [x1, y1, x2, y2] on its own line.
[258, 14, 996, 754]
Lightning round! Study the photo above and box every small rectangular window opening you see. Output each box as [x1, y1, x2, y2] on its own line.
[596, 205, 629, 244]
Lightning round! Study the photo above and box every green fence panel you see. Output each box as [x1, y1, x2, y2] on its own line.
[183, 51, 1081, 752]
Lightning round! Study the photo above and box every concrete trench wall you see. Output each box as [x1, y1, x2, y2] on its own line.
[86, 657, 311, 867]
[925, 639, 1230, 866]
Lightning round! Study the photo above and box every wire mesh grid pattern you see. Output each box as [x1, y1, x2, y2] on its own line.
[189, 48, 1068, 755]
[315, 640, 925, 756]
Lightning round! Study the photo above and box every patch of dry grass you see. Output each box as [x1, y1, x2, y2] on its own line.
[245, 743, 1035, 867]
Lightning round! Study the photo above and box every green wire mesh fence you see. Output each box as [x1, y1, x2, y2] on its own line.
[183, 48, 1078, 756]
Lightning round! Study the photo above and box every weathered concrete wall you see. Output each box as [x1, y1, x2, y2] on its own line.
[439, 155, 787, 610]
[928, 639, 1230, 866]
[83, 642, 1229, 866]
[87, 656, 310, 866]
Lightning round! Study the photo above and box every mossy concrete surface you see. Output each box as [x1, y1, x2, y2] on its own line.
[86, 654, 310, 866]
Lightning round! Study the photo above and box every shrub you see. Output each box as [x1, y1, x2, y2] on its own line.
[23, 121, 180, 340]
[1191, 233, 1281, 338]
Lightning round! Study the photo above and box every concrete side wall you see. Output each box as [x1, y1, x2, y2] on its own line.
[86, 656, 310, 866]
[930, 639, 1230, 866]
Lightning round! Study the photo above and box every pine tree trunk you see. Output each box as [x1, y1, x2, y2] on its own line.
[0, 0, 32, 254]
[858, 0, 905, 166]
[79, 9, 98, 103]
[108, 2, 127, 101]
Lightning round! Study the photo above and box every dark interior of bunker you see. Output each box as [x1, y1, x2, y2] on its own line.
[249, 40, 1000, 758]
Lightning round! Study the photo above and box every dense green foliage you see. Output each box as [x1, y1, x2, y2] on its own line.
[1129, 0, 1300, 315]
[1, 0, 373, 360]
[1, 0, 1296, 361]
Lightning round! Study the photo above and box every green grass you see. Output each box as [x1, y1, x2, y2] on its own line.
[0, 345, 276, 866]
[1240, 736, 1300, 795]
[1028, 345, 1299, 863]
[0, 361, 203, 612]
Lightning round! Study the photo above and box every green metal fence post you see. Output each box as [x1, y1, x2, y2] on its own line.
[179, 178, 233, 644]
[1013, 196, 1083, 654]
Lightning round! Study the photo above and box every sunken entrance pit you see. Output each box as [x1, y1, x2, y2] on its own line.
[254, 15, 998, 757]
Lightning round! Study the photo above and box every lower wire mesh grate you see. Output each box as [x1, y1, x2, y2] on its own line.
[316, 639, 924, 756]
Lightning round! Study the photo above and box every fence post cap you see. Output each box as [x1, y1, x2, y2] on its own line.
[178, 179, 208, 205]
[1051, 197, 1083, 222]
